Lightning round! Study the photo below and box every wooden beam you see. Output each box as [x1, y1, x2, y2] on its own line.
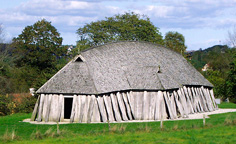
[183, 86, 194, 114]
[97, 96, 107, 122]
[70, 95, 77, 122]
[173, 91, 185, 117]
[91, 96, 101, 122]
[210, 89, 218, 109]
[57, 94, 63, 122]
[163, 91, 175, 119]
[177, 89, 188, 116]
[136, 92, 143, 120]
[37, 94, 45, 122]
[31, 95, 40, 121]
[87, 95, 96, 123]
[110, 93, 121, 122]
[127, 91, 135, 119]
[79, 95, 86, 123]
[142, 91, 149, 120]
[122, 93, 133, 120]
[170, 92, 177, 118]
[149, 92, 156, 120]
[82, 96, 91, 122]
[116, 92, 128, 121]
[59, 94, 64, 122]
[42, 94, 48, 122]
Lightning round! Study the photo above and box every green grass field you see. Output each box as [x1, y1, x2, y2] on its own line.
[1, 102, 236, 144]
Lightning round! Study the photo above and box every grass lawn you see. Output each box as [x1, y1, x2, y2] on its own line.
[0, 102, 236, 144]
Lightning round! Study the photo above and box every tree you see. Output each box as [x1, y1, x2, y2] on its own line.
[226, 53, 236, 102]
[12, 19, 68, 91]
[164, 31, 187, 55]
[76, 12, 163, 52]
[12, 19, 66, 69]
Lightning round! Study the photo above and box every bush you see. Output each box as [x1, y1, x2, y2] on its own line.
[0, 93, 36, 116]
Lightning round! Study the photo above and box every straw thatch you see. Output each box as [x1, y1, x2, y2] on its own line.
[32, 41, 217, 123]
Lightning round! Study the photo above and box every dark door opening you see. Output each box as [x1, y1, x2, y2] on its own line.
[64, 98, 73, 119]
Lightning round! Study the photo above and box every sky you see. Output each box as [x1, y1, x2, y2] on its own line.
[0, 0, 236, 50]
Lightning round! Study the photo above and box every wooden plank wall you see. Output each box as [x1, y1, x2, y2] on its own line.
[32, 86, 218, 123]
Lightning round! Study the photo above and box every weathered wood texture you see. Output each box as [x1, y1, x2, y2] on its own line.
[32, 86, 217, 123]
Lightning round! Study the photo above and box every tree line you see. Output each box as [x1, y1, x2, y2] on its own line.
[0, 12, 235, 115]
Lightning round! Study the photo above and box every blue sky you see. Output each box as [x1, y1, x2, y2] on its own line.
[0, 0, 235, 50]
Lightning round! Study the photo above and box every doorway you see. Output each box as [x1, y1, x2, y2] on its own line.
[64, 97, 73, 119]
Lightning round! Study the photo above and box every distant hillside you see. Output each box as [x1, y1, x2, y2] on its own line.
[187, 45, 230, 71]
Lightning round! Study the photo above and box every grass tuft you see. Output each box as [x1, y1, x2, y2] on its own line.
[172, 124, 179, 130]
[224, 117, 233, 125]
[31, 129, 43, 140]
[1, 128, 20, 142]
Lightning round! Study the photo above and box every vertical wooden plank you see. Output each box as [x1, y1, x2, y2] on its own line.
[161, 92, 167, 119]
[163, 91, 175, 119]
[190, 87, 198, 112]
[82, 96, 91, 122]
[91, 96, 101, 122]
[53, 95, 59, 122]
[183, 86, 194, 114]
[56, 94, 63, 122]
[49, 94, 55, 122]
[136, 92, 143, 120]
[205, 87, 215, 111]
[173, 91, 185, 118]
[79, 95, 86, 123]
[201, 87, 213, 112]
[74, 95, 81, 123]
[31, 95, 40, 121]
[149, 92, 156, 120]
[60, 94, 64, 122]
[45, 94, 52, 122]
[97, 96, 107, 122]
[192, 87, 203, 112]
[110, 93, 121, 122]
[154, 91, 164, 120]
[154, 91, 160, 120]
[177, 89, 188, 115]
[116, 92, 128, 121]
[210, 89, 218, 109]
[142, 91, 149, 120]
[122, 93, 133, 120]
[87, 95, 95, 123]
[104, 95, 114, 122]
[42, 94, 48, 122]
[207, 88, 216, 109]
[170, 92, 177, 118]
[187, 87, 197, 113]
[70, 95, 77, 122]
[37, 94, 45, 122]
[127, 91, 135, 118]
[133, 92, 138, 119]
[201, 87, 211, 111]
[197, 87, 208, 112]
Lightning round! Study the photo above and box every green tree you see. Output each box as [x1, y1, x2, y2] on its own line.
[226, 53, 236, 102]
[12, 19, 66, 69]
[203, 70, 226, 98]
[12, 19, 68, 91]
[76, 12, 163, 52]
[164, 31, 187, 55]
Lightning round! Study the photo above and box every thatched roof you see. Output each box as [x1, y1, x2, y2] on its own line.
[37, 41, 213, 94]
